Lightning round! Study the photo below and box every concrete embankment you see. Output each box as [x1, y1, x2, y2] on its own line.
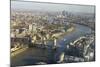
[51, 26, 75, 39]
[67, 27, 74, 32]
[11, 47, 28, 57]
[57, 26, 75, 40]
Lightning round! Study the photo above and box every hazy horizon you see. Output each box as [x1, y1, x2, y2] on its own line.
[11, 1, 95, 13]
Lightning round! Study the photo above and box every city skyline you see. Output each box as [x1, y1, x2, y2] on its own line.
[11, 1, 95, 13]
[11, 1, 95, 67]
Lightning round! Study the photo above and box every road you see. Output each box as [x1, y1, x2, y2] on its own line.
[11, 24, 93, 67]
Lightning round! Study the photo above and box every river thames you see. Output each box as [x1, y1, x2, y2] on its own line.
[11, 24, 94, 67]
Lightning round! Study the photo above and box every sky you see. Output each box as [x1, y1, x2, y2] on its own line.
[11, 1, 95, 13]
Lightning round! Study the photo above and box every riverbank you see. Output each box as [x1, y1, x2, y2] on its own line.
[57, 25, 75, 40]
[72, 22, 95, 30]
[11, 46, 28, 57]
[11, 24, 75, 57]
[11, 23, 94, 66]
